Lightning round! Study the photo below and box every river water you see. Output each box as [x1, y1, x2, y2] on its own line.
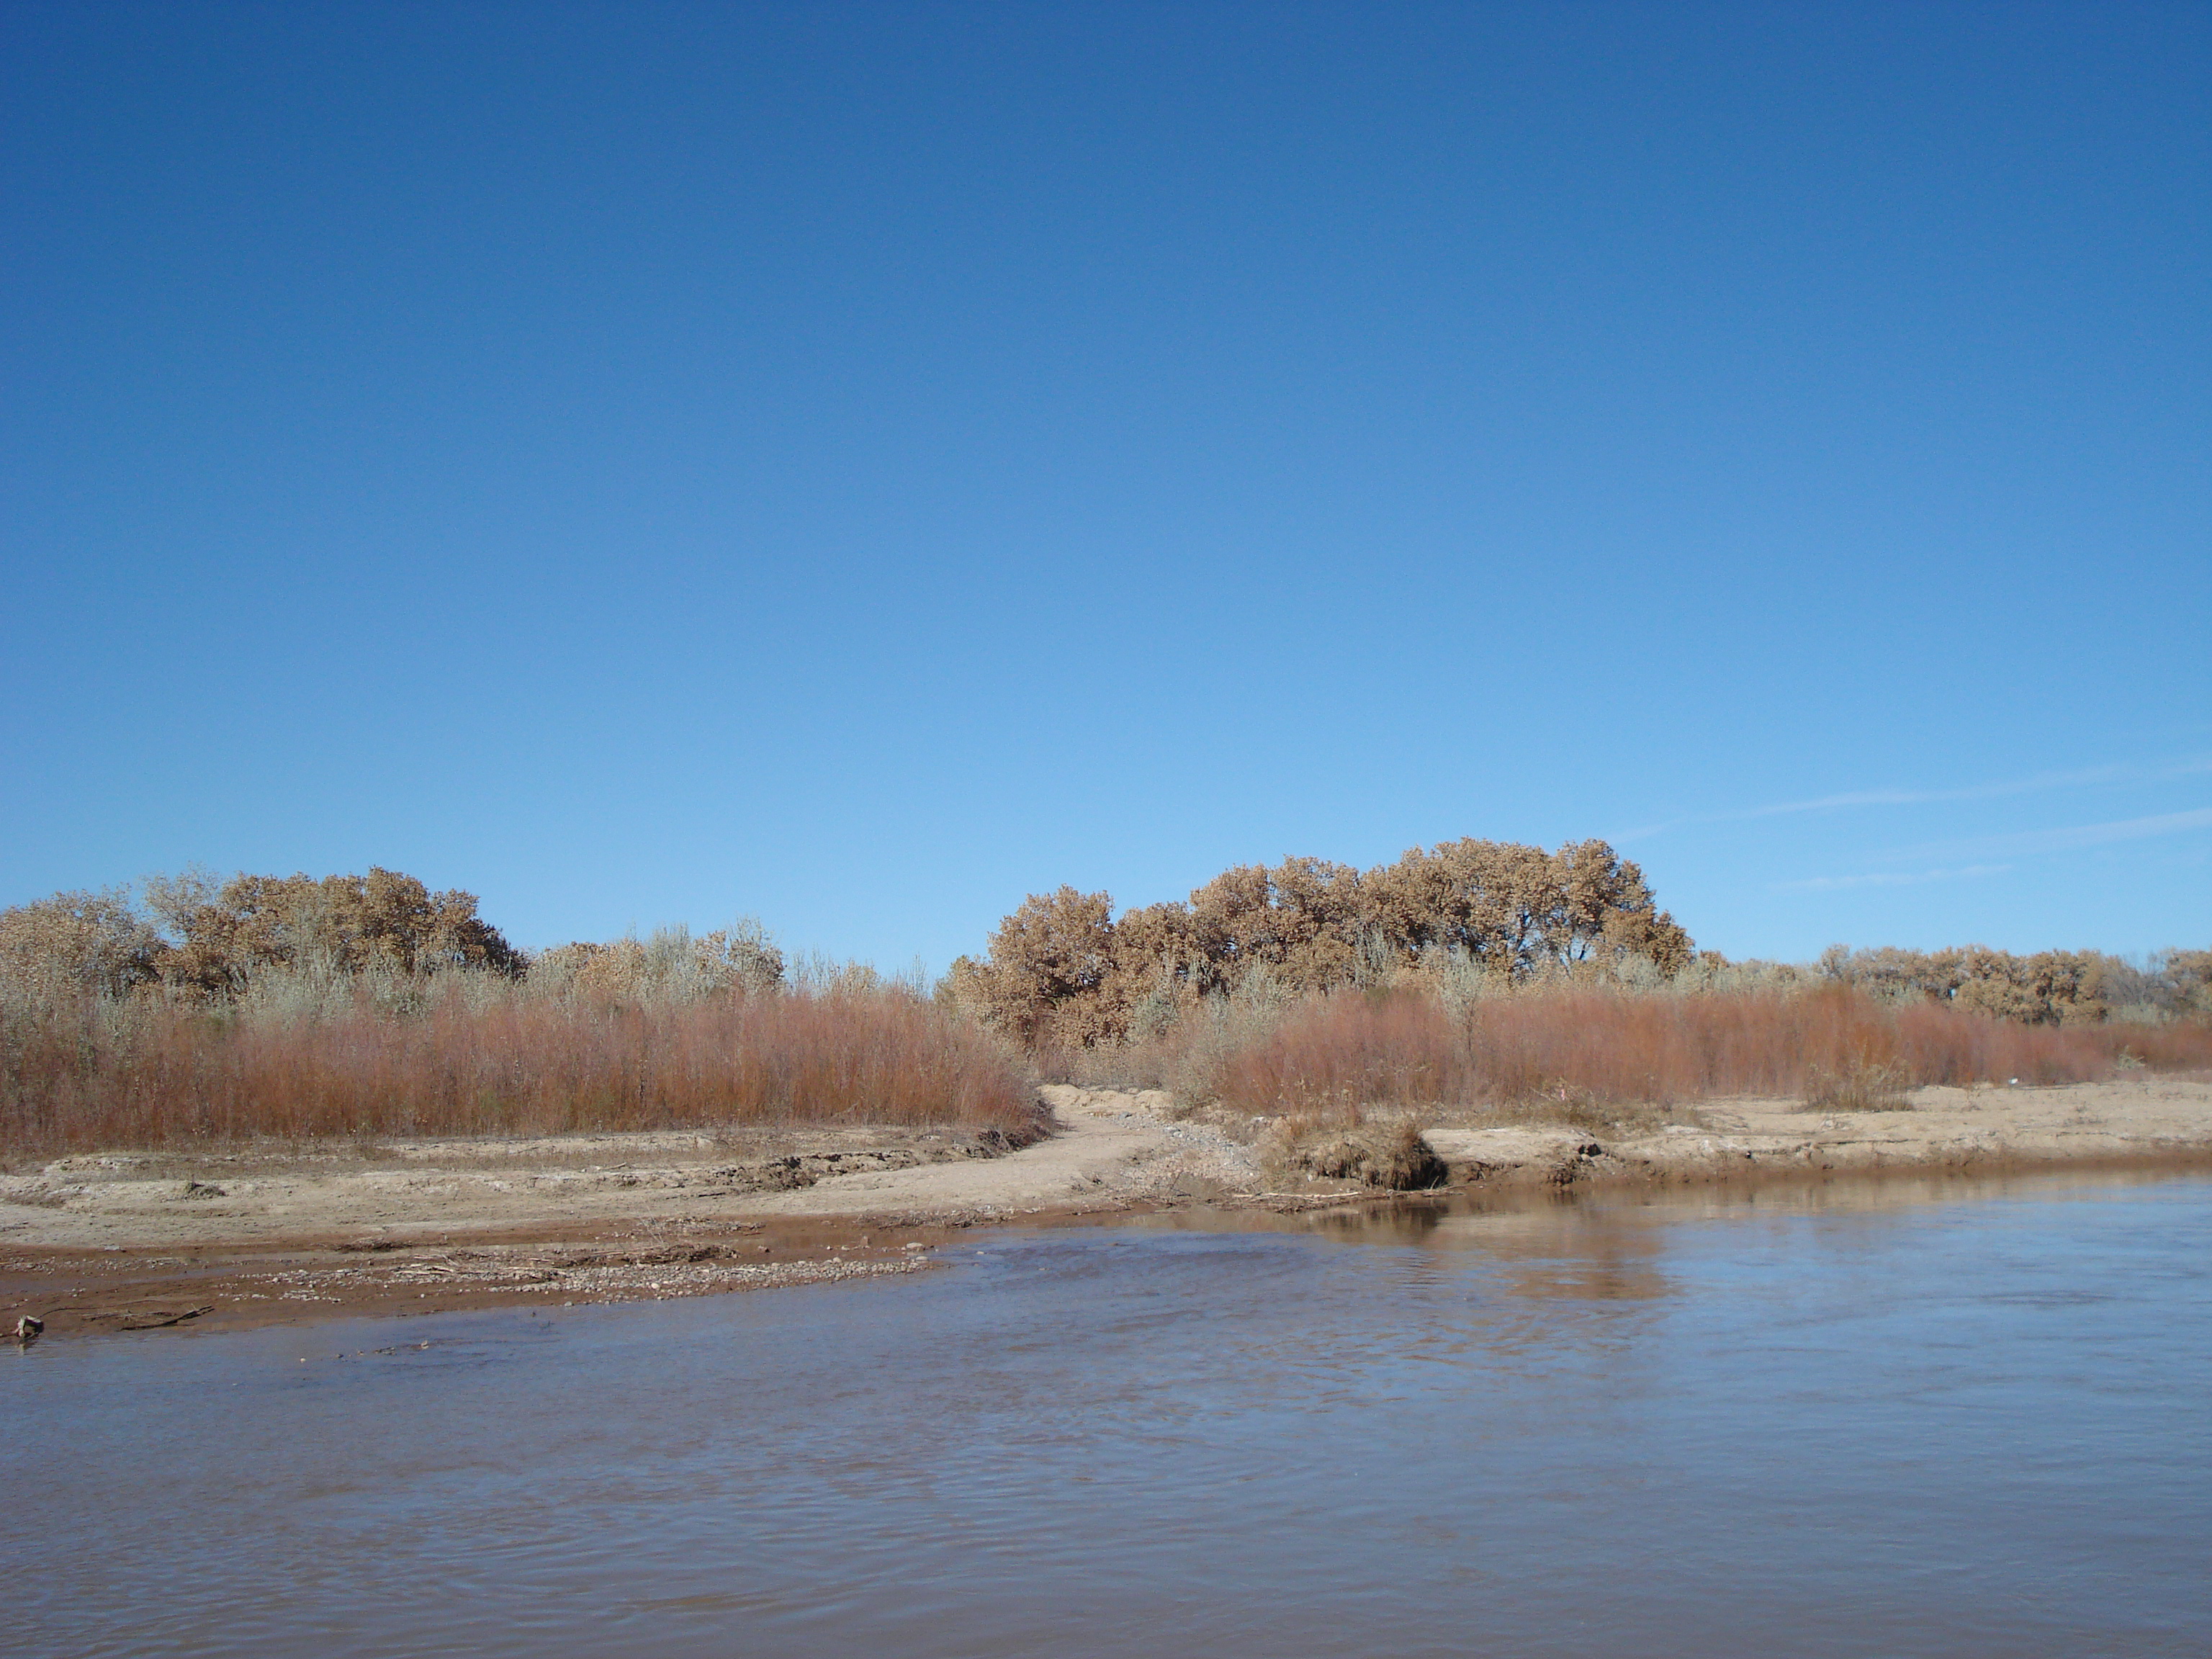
[8, 1174, 2209, 1657]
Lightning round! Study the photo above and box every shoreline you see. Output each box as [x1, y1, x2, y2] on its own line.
[5, 1076, 2208, 1341]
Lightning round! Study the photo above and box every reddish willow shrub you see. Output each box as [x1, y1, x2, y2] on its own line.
[0, 986, 1041, 1156]
[1213, 986, 2212, 1118]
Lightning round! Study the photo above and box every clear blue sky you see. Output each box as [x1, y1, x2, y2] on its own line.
[4, 2, 2208, 968]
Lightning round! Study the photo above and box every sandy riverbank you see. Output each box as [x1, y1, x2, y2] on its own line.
[4, 1076, 2207, 1339]
[1423, 1074, 2212, 1187]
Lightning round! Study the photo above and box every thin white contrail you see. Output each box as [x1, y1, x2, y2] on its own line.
[1614, 753, 2212, 844]
[1773, 864, 2012, 894]
[1893, 806, 2212, 861]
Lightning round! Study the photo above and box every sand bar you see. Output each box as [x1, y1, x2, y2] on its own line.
[4, 1076, 2206, 1339]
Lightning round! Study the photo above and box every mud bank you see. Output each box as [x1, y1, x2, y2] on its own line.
[4, 1076, 2206, 1337]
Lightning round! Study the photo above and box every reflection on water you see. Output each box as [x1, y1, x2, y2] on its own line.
[8, 1174, 2211, 1658]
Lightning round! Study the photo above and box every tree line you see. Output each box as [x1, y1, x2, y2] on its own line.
[0, 867, 522, 1000]
[4, 850, 2206, 1043]
[945, 837, 1694, 1048]
[1815, 944, 2211, 1028]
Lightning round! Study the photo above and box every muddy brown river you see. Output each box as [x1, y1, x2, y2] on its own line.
[7, 1173, 2209, 1656]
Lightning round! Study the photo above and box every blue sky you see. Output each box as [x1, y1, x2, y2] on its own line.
[4, 2, 2207, 968]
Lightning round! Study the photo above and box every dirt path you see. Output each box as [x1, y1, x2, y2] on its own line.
[742, 1087, 1262, 1216]
[4, 1076, 2206, 1339]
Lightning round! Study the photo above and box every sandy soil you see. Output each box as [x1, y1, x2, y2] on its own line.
[0, 1089, 1262, 1339]
[5, 1076, 2206, 1339]
[1426, 1074, 2212, 1188]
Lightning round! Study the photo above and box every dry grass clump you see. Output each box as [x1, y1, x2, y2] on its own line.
[0, 979, 1040, 1161]
[1155, 984, 2212, 1125]
[1801, 1063, 1913, 1114]
[1267, 1115, 1449, 1190]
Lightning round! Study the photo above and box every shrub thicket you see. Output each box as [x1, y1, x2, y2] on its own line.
[2, 978, 1038, 1156]
[0, 871, 1033, 1157]
[1183, 985, 2212, 1120]
[3, 852, 2207, 1156]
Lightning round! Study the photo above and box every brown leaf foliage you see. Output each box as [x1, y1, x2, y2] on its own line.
[946, 886, 1118, 1050]
[1816, 944, 2203, 1027]
[530, 923, 785, 1002]
[0, 889, 165, 1001]
[963, 838, 1694, 1046]
[142, 867, 522, 994]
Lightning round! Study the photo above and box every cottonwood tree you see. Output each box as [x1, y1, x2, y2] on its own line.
[1368, 838, 1691, 979]
[951, 886, 1119, 1048]
[531, 922, 785, 1002]
[1818, 944, 2148, 1026]
[1185, 858, 1371, 994]
[962, 837, 1695, 1048]
[0, 888, 165, 1000]
[143, 867, 522, 994]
